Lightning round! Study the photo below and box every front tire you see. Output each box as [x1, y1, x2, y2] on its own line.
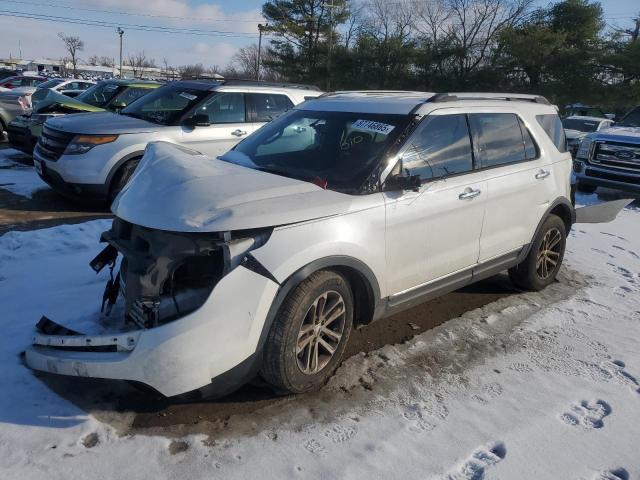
[261, 270, 353, 394]
[509, 214, 566, 291]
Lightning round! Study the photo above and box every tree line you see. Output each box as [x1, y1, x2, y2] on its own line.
[258, 0, 640, 115]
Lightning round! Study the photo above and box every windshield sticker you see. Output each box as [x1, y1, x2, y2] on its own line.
[351, 119, 395, 135]
[179, 92, 197, 101]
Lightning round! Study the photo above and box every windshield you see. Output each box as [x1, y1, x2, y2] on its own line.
[562, 118, 600, 132]
[77, 82, 124, 107]
[619, 107, 640, 127]
[220, 109, 411, 193]
[121, 85, 208, 125]
[37, 79, 64, 89]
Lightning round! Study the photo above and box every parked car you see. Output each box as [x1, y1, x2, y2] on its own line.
[563, 115, 614, 157]
[30, 78, 95, 104]
[32, 80, 322, 202]
[8, 79, 161, 153]
[0, 86, 37, 139]
[25, 91, 578, 398]
[0, 69, 21, 81]
[573, 106, 640, 194]
[0, 75, 46, 91]
[563, 103, 614, 120]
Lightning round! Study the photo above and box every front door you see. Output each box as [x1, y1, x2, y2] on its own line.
[181, 92, 256, 158]
[384, 112, 487, 296]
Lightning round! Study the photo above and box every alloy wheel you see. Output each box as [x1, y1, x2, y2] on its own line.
[296, 290, 346, 375]
[536, 227, 562, 279]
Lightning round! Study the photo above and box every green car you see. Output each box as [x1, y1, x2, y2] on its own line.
[7, 79, 162, 154]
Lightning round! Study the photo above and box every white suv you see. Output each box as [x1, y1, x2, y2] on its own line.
[26, 91, 576, 399]
[32, 80, 322, 203]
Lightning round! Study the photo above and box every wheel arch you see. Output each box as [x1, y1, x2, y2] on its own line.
[520, 197, 574, 261]
[255, 256, 381, 353]
[106, 151, 145, 189]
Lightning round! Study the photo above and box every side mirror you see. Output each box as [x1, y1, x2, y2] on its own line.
[384, 173, 421, 192]
[111, 100, 127, 111]
[183, 113, 210, 128]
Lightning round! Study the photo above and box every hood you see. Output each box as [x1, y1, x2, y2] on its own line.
[46, 111, 160, 135]
[589, 125, 640, 143]
[111, 142, 356, 232]
[32, 89, 103, 114]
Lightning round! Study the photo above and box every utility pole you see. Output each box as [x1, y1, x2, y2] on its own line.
[257, 23, 265, 81]
[116, 27, 124, 78]
[326, 0, 337, 91]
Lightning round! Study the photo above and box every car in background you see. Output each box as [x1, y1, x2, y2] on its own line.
[0, 75, 46, 91]
[33, 80, 322, 203]
[7, 79, 161, 153]
[573, 106, 640, 194]
[563, 116, 614, 157]
[0, 86, 38, 140]
[0, 69, 21, 81]
[31, 78, 95, 104]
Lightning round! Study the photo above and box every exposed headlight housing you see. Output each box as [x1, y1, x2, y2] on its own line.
[575, 138, 593, 160]
[64, 134, 119, 155]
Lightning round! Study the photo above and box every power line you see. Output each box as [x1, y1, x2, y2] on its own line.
[0, 10, 273, 38]
[0, 0, 265, 23]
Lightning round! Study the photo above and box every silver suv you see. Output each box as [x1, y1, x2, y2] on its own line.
[33, 80, 322, 203]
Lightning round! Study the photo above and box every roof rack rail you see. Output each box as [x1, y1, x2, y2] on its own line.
[429, 92, 551, 105]
[220, 79, 322, 91]
[319, 90, 432, 98]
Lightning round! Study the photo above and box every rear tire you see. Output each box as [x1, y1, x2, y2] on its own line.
[260, 270, 353, 394]
[108, 158, 140, 205]
[509, 214, 566, 291]
[576, 181, 597, 194]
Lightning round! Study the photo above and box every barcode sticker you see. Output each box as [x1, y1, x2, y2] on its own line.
[351, 119, 395, 135]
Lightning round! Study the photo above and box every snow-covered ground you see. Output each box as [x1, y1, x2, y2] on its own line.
[0, 194, 639, 480]
[0, 148, 47, 198]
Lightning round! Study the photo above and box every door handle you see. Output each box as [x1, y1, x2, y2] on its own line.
[535, 169, 550, 179]
[231, 129, 247, 137]
[458, 187, 481, 200]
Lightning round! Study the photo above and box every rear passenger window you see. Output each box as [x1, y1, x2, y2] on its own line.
[248, 93, 293, 122]
[402, 114, 473, 180]
[197, 92, 246, 124]
[536, 114, 567, 152]
[469, 113, 529, 168]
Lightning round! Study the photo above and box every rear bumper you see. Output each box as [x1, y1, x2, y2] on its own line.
[25, 265, 279, 397]
[574, 160, 640, 194]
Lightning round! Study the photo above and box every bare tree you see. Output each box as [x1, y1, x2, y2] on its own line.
[126, 51, 155, 78]
[179, 63, 205, 79]
[162, 57, 178, 80]
[58, 33, 84, 77]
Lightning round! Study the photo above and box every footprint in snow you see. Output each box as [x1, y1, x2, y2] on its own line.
[560, 400, 611, 429]
[594, 468, 629, 480]
[322, 424, 357, 443]
[444, 441, 506, 480]
[601, 360, 640, 394]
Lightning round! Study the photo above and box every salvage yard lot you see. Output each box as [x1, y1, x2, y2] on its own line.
[1, 145, 639, 479]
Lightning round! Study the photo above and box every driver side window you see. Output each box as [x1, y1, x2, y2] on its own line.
[402, 114, 473, 181]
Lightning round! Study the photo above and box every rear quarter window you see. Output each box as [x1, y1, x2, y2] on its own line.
[536, 114, 567, 153]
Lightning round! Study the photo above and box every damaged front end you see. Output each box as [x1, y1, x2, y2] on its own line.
[93, 218, 272, 330]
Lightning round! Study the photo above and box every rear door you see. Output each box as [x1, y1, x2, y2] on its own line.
[384, 112, 487, 295]
[246, 92, 294, 131]
[470, 111, 555, 262]
[180, 91, 258, 158]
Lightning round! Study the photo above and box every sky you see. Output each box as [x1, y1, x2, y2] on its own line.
[0, 0, 638, 70]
